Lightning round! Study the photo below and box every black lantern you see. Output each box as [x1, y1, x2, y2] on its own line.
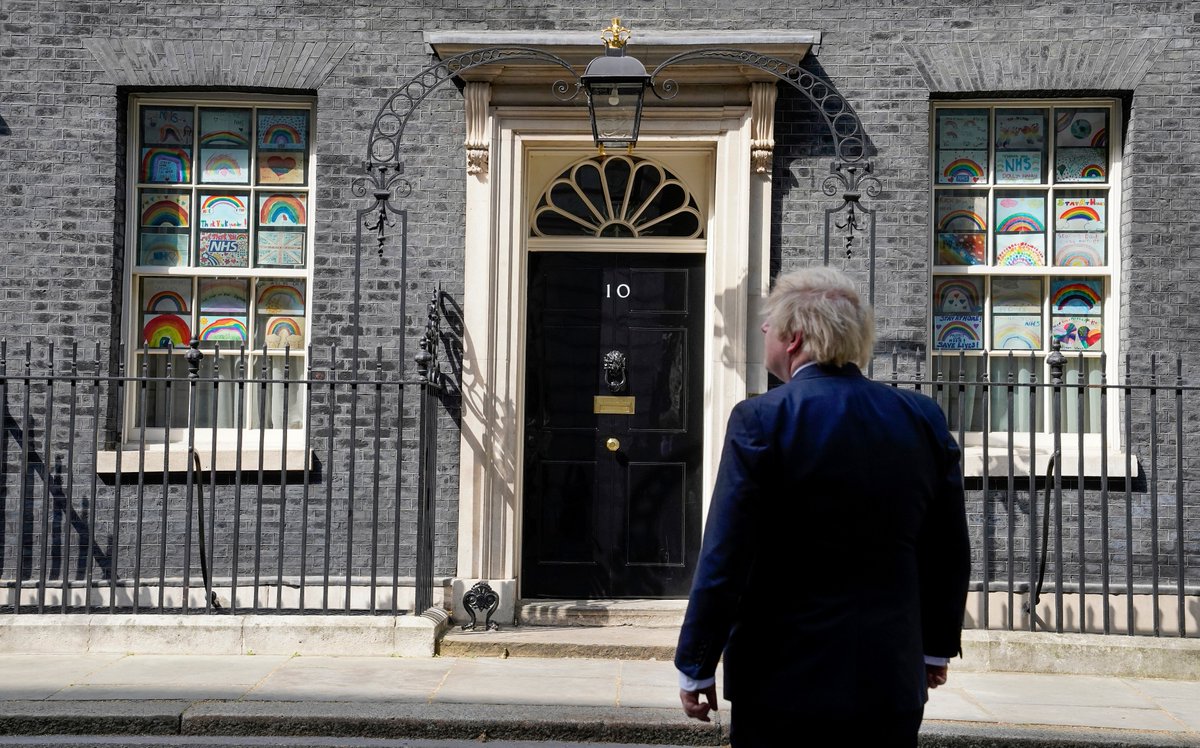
[581, 18, 650, 154]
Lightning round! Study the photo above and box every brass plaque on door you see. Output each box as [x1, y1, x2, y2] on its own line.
[593, 396, 636, 415]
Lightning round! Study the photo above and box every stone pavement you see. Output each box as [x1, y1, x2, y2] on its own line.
[2, 652, 1200, 746]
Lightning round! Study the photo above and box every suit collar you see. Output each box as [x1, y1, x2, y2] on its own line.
[790, 362, 864, 381]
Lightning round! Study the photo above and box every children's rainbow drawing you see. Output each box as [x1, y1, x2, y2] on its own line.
[1056, 110, 1107, 147]
[1056, 148, 1107, 182]
[1055, 197, 1105, 230]
[937, 209, 985, 232]
[199, 194, 248, 229]
[937, 110, 987, 148]
[257, 111, 307, 150]
[933, 315, 982, 350]
[996, 240, 1045, 266]
[998, 213, 1044, 233]
[1051, 280, 1102, 313]
[140, 199, 189, 228]
[142, 314, 191, 348]
[144, 288, 189, 313]
[1054, 235, 1105, 267]
[995, 113, 1044, 149]
[941, 157, 985, 183]
[993, 316, 1042, 350]
[142, 108, 194, 145]
[1053, 318, 1102, 350]
[936, 233, 984, 266]
[198, 231, 249, 268]
[201, 150, 248, 183]
[257, 152, 305, 185]
[140, 148, 191, 183]
[198, 316, 248, 342]
[934, 277, 982, 314]
[199, 278, 249, 313]
[263, 316, 304, 349]
[257, 282, 305, 313]
[259, 195, 306, 225]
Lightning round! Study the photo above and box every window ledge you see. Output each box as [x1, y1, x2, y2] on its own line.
[960, 434, 1135, 479]
[97, 445, 312, 474]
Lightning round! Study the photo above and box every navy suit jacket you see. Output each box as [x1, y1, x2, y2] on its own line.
[674, 363, 970, 718]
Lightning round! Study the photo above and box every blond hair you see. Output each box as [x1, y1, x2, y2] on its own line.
[763, 266, 875, 368]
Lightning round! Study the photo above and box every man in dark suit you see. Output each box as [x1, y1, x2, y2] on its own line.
[675, 266, 970, 746]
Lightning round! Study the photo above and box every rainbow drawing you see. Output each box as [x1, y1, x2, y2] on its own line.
[1055, 235, 1105, 267]
[199, 194, 248, 229]
[144, 289, 189, 313]
[264, 315, 304, 349]
[257, 282, 304, 313]
[1090, 129, 1108, 147]
[993, 316, 1042, 350]
[259, 194, 306, 225]
[1053, 318, 1102, 350]
[142, 314, 190, 348]
[933, 316, 982, 350]
[937, 209, 985, 232]
[262, 124, 302, 148]
[996, 240, 1045, 266]
[998, 213, 1045, 233]
[1058, 205, 1101, 224]
[140, 148, 191, 183]
[201, 150, 248, 183]
[198, 315, 248, 342]
[1051, 280, 1102, 313]
[200, 131, 249, 148]
[942, 158, 984, 183]
[934, 277, 982, 314]
[199, 278, 248, 313]
[1081, 164, 1105, 179]
[141, 199, 189, 227]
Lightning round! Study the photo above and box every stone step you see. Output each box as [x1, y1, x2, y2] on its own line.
[439, 599, 686, 660]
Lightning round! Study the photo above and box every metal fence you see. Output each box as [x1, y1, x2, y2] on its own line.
[895, 344, 1197, 637]
[2, 334, 1196, 635]
[0, 300, 446, 617]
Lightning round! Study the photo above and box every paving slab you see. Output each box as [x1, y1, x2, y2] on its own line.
[953, 671, 1157, 708]
[71, 655, 290, 688]
[244, 657, 453, 702]
[0, 655, 125, 701]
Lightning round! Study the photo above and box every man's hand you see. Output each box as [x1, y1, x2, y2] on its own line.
[926, 663, 949, 689]
[680, 685, 719, 722]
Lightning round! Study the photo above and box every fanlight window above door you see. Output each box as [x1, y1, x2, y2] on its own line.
[532, 155, 704, 239]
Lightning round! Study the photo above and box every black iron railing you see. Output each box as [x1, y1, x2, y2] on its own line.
[0, 298, 445, 617]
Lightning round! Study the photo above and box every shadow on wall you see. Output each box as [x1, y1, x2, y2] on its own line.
[0, 113, 10, 135]
[769, 56, 879, 281]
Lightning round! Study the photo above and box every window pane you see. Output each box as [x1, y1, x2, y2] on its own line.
[1054, 108, 1108, 183]
[140, 107, 193, 184]
[257, 109, 308, 186]
[1059, 356, 1103, 434]
[935, 191, 986, 266]
[138, 190, 190, 267]
[141, 277, 192, 349]
[198, 108, 251, 185]
[197, 192, 250, 268]
[936, 109, 988, 184]
[932, 276, 983, 350]
[1054, 193, 1106, 266]
[933, 355, 986, 432]
[133, 353, 189, 429]
[1050, 278, 1103, 351]
[248, 354, 304, 430]
[197, 278, 249, 349]
[994, 192, 1047, 267]
[255, 279, 305, 350]
[995, 108, 1047, 184]
[992, 277, 1042, 350]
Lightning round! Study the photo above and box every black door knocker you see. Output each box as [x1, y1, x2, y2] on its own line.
[604, 350, 627, 393]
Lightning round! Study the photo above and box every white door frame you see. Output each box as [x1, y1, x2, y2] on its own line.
[452, 103, 772, 610]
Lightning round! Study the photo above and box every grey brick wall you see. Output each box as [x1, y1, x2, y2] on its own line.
[1, 0, 1197, 607]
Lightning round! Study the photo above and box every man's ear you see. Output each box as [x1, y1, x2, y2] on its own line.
[786, 330, 804, 355]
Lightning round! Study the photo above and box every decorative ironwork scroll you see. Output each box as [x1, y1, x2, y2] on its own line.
[461, 580, 501, 631]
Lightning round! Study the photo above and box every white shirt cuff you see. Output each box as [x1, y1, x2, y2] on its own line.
[678, 670, 716, 691]
[924, 655, 950, 667]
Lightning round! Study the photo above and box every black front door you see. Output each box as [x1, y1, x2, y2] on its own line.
[522, 251, 705, 598]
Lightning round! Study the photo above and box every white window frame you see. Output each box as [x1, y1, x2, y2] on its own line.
[928, 98, 1125, 477]
[119, 93, 316, 455]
